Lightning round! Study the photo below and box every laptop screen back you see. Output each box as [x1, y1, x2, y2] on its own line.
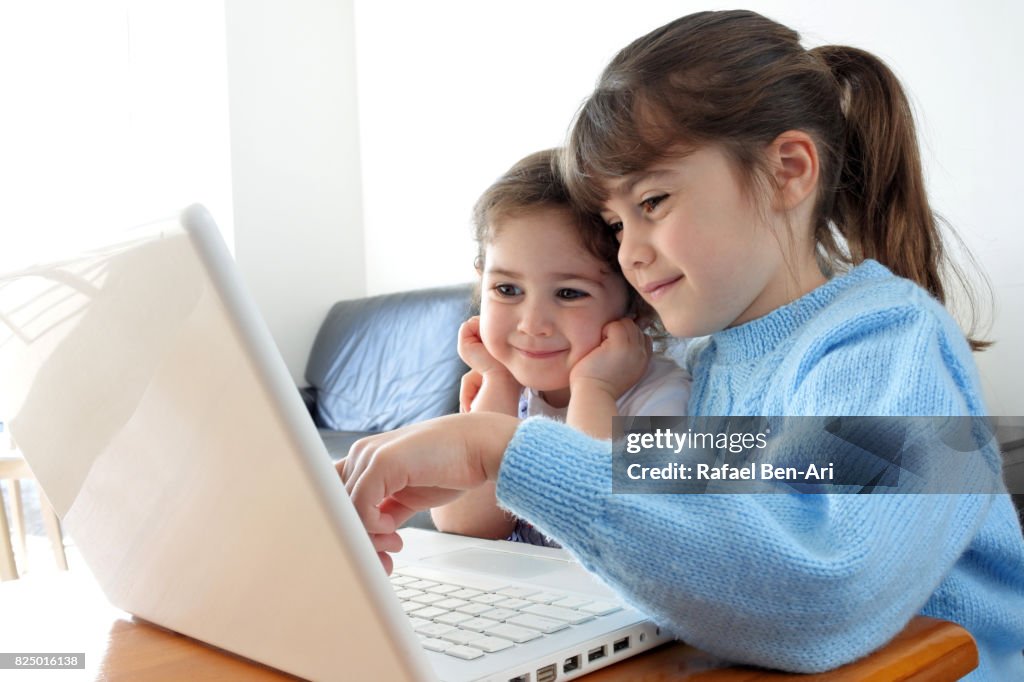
[0, 206, 432, 681]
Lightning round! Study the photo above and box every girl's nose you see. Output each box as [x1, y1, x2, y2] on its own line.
[618, 222, 655, 271]
[517, 299, 553, 336]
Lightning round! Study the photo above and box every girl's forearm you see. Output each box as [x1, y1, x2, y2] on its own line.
[470, 374, 521, 416]
[566, 386, 617, 439]
[430, 481, 517, 539]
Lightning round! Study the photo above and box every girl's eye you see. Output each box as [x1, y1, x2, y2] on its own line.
[494, 284, 522, 297]
[607, 221, 624, 242]
[640, 195, 667, 214]
[556, 288, 589, 301]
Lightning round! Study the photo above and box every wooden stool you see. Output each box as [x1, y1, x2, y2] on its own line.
[0, 453, 68, 580]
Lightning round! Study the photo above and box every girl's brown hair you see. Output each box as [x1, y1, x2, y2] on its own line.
[472, 148, 660, 334]
[563, 10, 990, 349]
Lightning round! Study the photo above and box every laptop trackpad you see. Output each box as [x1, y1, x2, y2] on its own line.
[420, 547, 563, 579]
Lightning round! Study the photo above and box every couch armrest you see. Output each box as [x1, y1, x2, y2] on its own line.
[299, 386, 318, 422]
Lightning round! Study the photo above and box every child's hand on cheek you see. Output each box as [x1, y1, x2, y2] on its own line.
[458, 316, 506, 375]
[569, 318, 651, 402]
[458, 316, 521, 414]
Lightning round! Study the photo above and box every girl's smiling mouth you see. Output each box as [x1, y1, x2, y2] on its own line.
[641, 275, 684, 301]
[515, 347, 569, 359]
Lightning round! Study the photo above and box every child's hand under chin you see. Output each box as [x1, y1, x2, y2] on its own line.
[569, 318, 652, 402]
[457, 316, 521, 413]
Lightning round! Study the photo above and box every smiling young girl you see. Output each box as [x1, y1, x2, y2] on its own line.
[341, 11, 1024, 678]
[431, 149, 691, 543]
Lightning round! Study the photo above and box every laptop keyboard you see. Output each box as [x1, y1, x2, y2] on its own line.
[390, 566, 623, 661]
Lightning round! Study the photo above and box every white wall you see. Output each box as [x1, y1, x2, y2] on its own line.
[3, 2, 1020, 413]
[0, 1, 233, 269]
[353, 0, 1024, 415]
[224, 0, 365, 384]
[1, 1, 363, 387]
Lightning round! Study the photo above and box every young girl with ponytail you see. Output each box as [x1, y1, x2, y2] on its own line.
[340, 11, 1024, 678]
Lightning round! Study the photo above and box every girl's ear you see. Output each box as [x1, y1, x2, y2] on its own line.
[768, 130, 819, 211]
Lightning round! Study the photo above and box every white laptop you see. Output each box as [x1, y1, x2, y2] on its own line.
[0, 205, 671, 682]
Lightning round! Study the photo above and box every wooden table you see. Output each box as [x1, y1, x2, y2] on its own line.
[0, 571, 977, 681]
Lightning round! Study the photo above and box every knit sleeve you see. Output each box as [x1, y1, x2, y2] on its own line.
[496, 418, 996, 672]
[784, 290, 986, 417]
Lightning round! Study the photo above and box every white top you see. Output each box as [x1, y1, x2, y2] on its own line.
[519, 355, 692, 420]
[510, 354, 692, 547]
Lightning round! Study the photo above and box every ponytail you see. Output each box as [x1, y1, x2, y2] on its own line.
[813, 46, 991, 350]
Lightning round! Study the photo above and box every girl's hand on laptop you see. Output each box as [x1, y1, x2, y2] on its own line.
[337, 412, 519, 570]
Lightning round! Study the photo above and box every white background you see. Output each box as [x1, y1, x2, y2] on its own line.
[1, 1, 1021, 414]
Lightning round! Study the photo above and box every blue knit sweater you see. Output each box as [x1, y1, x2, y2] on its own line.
[495, 260, 1024, 679]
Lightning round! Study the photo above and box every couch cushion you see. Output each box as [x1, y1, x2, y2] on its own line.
[318, 429, 376, 461]
[306, 284, 473, 432]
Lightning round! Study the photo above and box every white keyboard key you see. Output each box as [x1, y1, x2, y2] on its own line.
[526, 591, 566, 604]
[496, 585, 539, 598]
[391, 574, 418, 586]
[549, 596, 593, 609]
[579, 601, 622, 616]
[409, 579, 440, 590]
[396, 588, 424, 600]
[419, 637, 450, 652]
[521, 603, 594, 625]
[415, 622, 456, 638]
[426, 583, 461, 595]
[444, 645, 485, 660]
[472, 636, 514, 653]
[400, 568, 624, 660]
[484, 623, 542, 643]
[480, 607, 517, 622]
[435, 612, 473, 626]
[506, 613, 568, 634]
[455, 602, 492, 616]
[440, 630, 484, 646]
[461, 617, 501, 632]
[408, 606, 447, 619]
[495, 597, 532, 610]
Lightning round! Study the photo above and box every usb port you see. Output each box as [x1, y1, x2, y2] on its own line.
[613, 636, 630, 653]
[507, 675, 529, 682]
[563, 654, 580, 673]
[536, 664, 556, 682]
[587, 645, 606, 662]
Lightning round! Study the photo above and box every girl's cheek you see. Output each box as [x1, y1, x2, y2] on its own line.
[477, 315, 499, 348]
[621, 268, 641, 291]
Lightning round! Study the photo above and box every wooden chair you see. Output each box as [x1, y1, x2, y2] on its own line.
[0, 442, 68, 580]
